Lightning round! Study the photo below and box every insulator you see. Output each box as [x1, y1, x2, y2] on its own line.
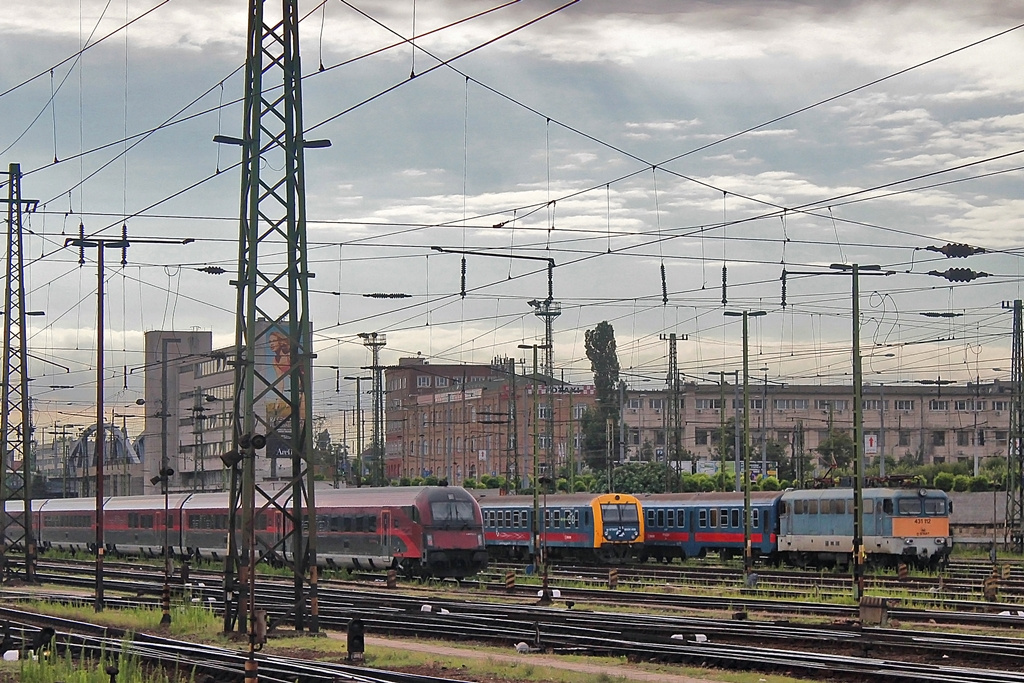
[78, 221, 85, 265]
[781, 269, 787, 308]
[121, 223, 128, 266]
[926, 242, 985, 258]
[661, 263, 668, 305]
[460, 257, 466, 299]
[928, 268, 990, 282]
[721, 265, 727, 305]
[198, 266, 227, 275]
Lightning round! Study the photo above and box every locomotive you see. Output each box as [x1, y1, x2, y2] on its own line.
[26, 485, 489, 579]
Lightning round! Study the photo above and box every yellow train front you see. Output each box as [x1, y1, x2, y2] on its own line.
[479, 492, 643, 563]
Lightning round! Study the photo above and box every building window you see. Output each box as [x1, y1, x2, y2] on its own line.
[649, 398, 664, 410]
[417, 375, 431, 388]
[862, 399, 887, 411]
[815, 400, 848, 411]
[954, 400, 985, 411]
[929, 400, 949, 411]
[538, 405, 552, 419]
[996, 431, 1008, 445]
[749, 398, 764, 410]
[993, 400, 1009, 411]
[696, 398, 721, 410]
[538, 435, 552, 449]
[573, 404, 586, 419]
[931, 430, 946, 446]
[655, 431, 666, 446]
[695, 429, 711, 446]
[898, 431, 911, 447]
[775, 398, 809, 410]
[627, 398, 641, 410]
[956, 431, 971, 447]
[435, 376, 449, 387]
[895, 400, 914, 411]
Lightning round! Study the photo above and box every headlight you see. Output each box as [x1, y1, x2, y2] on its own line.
[426, 534, 433, 546]
[477, 533, 484, 545]
[904, 538, 914, 545]
[935, 538, 946, 545]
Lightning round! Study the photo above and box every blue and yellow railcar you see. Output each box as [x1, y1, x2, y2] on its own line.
[478, 492, 643, 563]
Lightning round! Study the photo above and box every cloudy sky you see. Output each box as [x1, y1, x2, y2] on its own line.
[1, 0, 1023, 435]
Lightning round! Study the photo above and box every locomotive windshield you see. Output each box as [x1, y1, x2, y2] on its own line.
[896, 497, 947, 515]
[601, 504, 639, 523]
[430, 500, 477, 527]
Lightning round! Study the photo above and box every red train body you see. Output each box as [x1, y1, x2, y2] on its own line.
[24, 485, 488, 579]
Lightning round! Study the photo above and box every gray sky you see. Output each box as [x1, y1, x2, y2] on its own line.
[1, 0, 1023, 436]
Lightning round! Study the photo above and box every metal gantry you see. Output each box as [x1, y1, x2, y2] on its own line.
[0, 163, 39, 583]
[218, 0, 324, 647]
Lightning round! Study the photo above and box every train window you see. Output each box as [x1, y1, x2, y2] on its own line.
[344, 517, 353, 532]
[646, 510, 655, 526]
[752, 509, 760, 529]
[699, 509, 707, 527]
[128, 513, 138, 528]
[202, 515, 212, 530]
[897, 498, 922, 515]
[602, 505, 620, 522]
[189, 515, 199, 529]
[730, 509, 740, 527]
[554, 510, 562, 529]
[882, 499, 893, 514]
[666, 510, 675, 527]
[808, 500, 818, 515]
[656, 510, 664, 527]
[837, 500, 848, 515]
[584, 510, 591, 526]
[709, 509, 717, 527]
[513, 510, 521, 527]
[924, 498, 946, 515]
[369, 516, 377, 533]
[543, 510, 550, 528]
[677, 509, 685, 528]
[864, 499, 874, 514]
[780, 501, 788, 515]
[820, 500, 831, 514]
[505, 510, 512, 526]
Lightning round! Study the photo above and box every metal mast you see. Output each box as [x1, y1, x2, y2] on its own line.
[660, 332, 686, 491]
[219, 0, 325, 639]
[0, 163, 38, 583]
[531, 300, 560, 477]
[1005, 299, 1024, 552]
[359, 332, 386, 485]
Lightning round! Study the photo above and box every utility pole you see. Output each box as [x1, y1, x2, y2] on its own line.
[67, 227, 189, 612]
[0, 163, 39, 584]
[661, 333, 688, 491]
[529, 300, 560, 487]
[1005, 299, 1024, 553]
[215, 0, 328, 653]
[725, 309, 767, 578]
[345, 377, 371, 486]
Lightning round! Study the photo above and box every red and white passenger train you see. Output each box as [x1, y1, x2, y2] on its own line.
[21, 485, 488, 579]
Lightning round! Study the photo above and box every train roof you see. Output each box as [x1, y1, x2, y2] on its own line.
[639, 491, 785, 505]
[475, 492, 640, 508]
[103, 493, 194, 510]
[779, 487, 947, 500]
[316, 485, 476, 508]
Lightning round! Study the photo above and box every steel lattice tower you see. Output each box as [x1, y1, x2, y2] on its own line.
[661, 333, 685, 491]
[220, 0, 323, 635]
[1005, 299, 1024, 552]
[0, 163, 38, 583]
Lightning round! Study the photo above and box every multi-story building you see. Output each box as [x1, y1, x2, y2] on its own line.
[384, 357, 597, 486]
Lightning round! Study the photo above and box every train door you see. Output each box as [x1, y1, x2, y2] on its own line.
[380, 509, 392, 554]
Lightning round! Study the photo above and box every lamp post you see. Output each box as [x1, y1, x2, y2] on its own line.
[518, 342, 550, 595]
[724, 309, 767, 578]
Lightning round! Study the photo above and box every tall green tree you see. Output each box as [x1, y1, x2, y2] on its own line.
[582, 321, 621, 475]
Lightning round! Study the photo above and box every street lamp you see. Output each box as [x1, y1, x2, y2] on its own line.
[518, 342, 551, 603]
[150, 465, 175, 625]
[724, 309, 767, 579]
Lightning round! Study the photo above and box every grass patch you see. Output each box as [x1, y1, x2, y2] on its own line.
[16, 636, 195, 683]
